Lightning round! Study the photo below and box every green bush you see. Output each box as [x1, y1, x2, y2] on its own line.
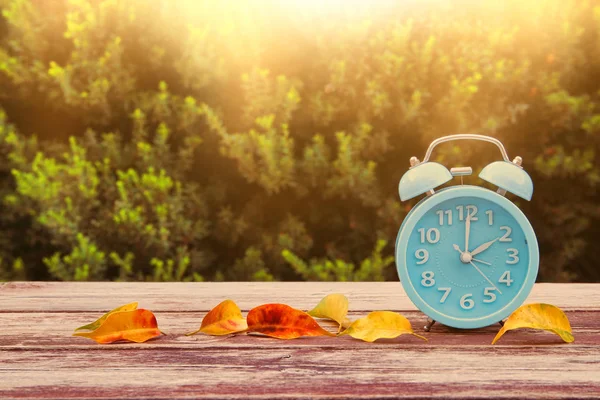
[1, 0, 599, 282]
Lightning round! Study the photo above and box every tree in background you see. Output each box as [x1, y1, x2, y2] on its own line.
[0, 0, 599, 282]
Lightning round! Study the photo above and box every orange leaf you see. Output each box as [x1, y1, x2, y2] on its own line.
[73, 309, 162, 344]
[186, 299, 248, 336]
[74, 302, 138, 331]
[247, 303, 336, 339]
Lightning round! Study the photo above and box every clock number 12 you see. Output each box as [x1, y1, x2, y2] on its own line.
[456, 205, 478, 221]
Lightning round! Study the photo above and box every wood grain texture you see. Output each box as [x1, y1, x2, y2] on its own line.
[2, 282, 600, 311]
[0, 282, 599, 399]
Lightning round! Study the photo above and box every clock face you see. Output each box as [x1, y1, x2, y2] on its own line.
[396, 186, 539, 329]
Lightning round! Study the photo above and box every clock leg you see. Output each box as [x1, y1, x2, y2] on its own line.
[424, 318, 436, 332]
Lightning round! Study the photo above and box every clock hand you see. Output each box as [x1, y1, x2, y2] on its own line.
[470, 237, 500, 257]
[472, 258, 491, 266]
[465, 213, 471, 252]
[452, 243, 464, 254]
[452, 243, 470, 264]
[469, 261, 502, 294]
[452, 244, 491, 265]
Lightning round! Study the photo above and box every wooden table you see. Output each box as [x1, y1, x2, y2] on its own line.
[1, 282, 599, 399]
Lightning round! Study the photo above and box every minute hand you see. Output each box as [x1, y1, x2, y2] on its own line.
[470, 237, 500, 257]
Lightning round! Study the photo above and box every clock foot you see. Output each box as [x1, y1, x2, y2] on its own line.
[498, 320, 505, 327]
[424, 318, 436, 332]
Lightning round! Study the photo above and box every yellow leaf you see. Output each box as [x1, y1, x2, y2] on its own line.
[339, 311, 427, 342]
[74, 302, 138, 331]
[492, 303, 574, 344]
[186, 299, 248, 336]
[73, 309, 162, 344]
[308, 294, 349, 330]
[341, 317, 353, 329]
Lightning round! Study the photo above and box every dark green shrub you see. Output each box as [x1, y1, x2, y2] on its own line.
[1, 0, 599, 282]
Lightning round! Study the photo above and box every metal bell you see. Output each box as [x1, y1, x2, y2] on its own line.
[479, 160, 533, 201]
[398, 162, 452, 201]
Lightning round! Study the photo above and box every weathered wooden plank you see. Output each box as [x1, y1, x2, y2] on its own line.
[1, 345, 599, 399]
[2, 282, 600, 312]
[0, 311, 598, 348]
[0, 282, 598, 399]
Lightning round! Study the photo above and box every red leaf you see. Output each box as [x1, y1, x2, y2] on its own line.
[247, 303, 335, 339]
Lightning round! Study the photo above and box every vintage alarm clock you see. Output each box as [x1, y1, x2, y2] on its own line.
[395, 134, 539, 330]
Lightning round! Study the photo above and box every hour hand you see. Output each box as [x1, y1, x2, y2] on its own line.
[470, 237, 500, 257]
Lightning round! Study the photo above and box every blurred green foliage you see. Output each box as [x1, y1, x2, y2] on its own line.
[1, 0, 599, 282]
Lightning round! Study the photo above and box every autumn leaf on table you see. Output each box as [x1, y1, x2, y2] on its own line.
[339, 311, 427, 342]
[73, 309, 162, 344]
[308, 293, 351, 331]
[492, 303, 574, 344]
[74, 302, 139, 332]
[186, 299, 248, 336]
[247, 303, 336, 339]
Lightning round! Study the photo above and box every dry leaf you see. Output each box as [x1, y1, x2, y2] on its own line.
[74, 302, 138, 331]
[339, 311, 427, 342]
[186, 299, 248, 336]
[308, 293, 349, 331]
[247, 303, 336, 339]
[492, 303, 574, 344]
[341, 317, 353, 330]
[73, 309, 162, 344]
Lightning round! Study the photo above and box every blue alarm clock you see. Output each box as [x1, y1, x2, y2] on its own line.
[395, 134, 539, 330]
